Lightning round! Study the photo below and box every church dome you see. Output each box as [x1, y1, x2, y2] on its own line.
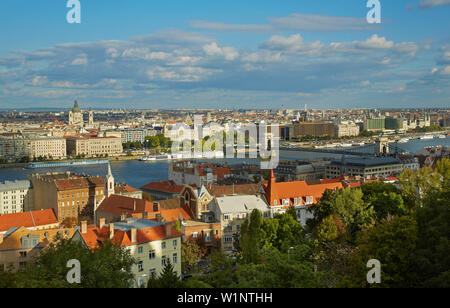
[72, 100, 81, 113]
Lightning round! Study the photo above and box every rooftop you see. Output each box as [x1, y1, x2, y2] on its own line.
[0, 209, 58, 232]
[0, 180, 32, 192]
[330, 157, 402, 167]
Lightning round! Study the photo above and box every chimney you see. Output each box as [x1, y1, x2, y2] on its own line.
[153, 202, 160, 212]
[109, 223, 115, 240]
[131, 228, 137, 243]
[81, 221, 87, 234]
[99, 218, 106, 229]
[164, 223, 172, 237]
[156, 213, 162, 222]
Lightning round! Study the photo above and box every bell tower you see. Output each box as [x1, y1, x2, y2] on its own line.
[105, 163, 115, 198]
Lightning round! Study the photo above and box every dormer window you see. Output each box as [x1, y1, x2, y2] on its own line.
[273, 200, 277, 205]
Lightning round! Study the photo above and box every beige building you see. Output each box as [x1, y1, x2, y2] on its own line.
[0, 137, 30, 162]
[335, 123, 360, 138]
[0, 180, 33, 214]
[0, 226, 75, 272]
[211, 195, 270, 255]
[28, 137, 67, 160]
[66, 136, 123, 157]
[74, 218, 182, 288]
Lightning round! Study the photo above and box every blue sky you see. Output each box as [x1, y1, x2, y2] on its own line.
[0, 0, 449, 109]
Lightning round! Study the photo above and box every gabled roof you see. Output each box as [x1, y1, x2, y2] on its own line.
[206, 184, 260, 197]
[96, 195, 153, 216]
[0, 209, 58, 232]
[140, 180, 186, 193]
[0, 226, 75, 250]
[78, 221, 183, 249]
[215, 195, 269, 214]
[263, 170, 344, 206]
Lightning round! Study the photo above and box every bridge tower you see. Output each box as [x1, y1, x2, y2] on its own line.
[375, 137, 389, 156]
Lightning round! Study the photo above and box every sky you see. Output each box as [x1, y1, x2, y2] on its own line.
[0, 0, 449, 110]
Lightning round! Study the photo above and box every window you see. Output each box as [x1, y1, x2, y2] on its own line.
[173, 239, 177, 248]
[137, 261, 143, 272]
[173, 253, 177, 264]
[192, 232, 198, 239]
[162, 241, 166, 249]
[149, 268, 156, 278]
[20, 251, 27, 258]
[149, 250, 155, 260]
[162, 256, 167, 266]
[138, 246, 143, 254]
[205, 232, 211, 242]
[224, 214, 232, 221]
[224, 235, 233, 243]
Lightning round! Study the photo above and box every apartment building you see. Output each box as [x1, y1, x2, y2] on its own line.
[335, 123, 360, 137]
[325, 157, 404, 179]
[0, 180, 33, 214]
[66, 136, 123, 157]
[0, 136, 66, 161]
[263, 170, 344, 226]
[211, 195, 270, 255]
[0, 226, 75, 272]
[0, 136, 30, 162]
[289, 121, 336, 139]
[73, 218, 182, 288]
[29, 172, 107, 223]
[28, 137, 67, 160]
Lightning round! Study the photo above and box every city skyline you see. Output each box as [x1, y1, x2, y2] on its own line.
[0, 0, 449, 109]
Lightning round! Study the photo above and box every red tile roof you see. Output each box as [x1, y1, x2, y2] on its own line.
[79, 224, 183, 249]
[140, 180, 186, 193]
[0, 209, 58, 232]
[264, 170, 343, 206]
[96, 195, 154, 216]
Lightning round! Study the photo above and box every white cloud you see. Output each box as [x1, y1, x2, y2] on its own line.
[190, 13, 377, 32]
[71, 54, 88, 65]
[419, 0, 450, 9]
[203, 42, 239, 61]
[442, 66, 450, 75]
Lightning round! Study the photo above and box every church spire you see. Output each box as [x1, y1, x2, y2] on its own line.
[105, 163, 114, 198]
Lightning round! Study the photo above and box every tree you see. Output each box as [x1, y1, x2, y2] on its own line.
[15, 236, 136, 288]
[147, 259, 182, 288]
[200, 251, 238, 288]
[235, 245, 329, 288]
[181, 241, 201, 273]
[410, 188, 450, 287]
[398, 166, 442, 213]
[309, 188, 374, 240]
[341, 216, 418, 288]
[173, 220, 182, 233]
[240, 209, 263, 264]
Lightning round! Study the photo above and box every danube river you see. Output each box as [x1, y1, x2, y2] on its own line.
[0, 137, 448, 189]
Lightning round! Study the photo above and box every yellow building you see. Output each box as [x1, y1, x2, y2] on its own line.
[73, 217, 182, 288]
[66, 136, 123, 157]
[0, 226, 75, 272]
